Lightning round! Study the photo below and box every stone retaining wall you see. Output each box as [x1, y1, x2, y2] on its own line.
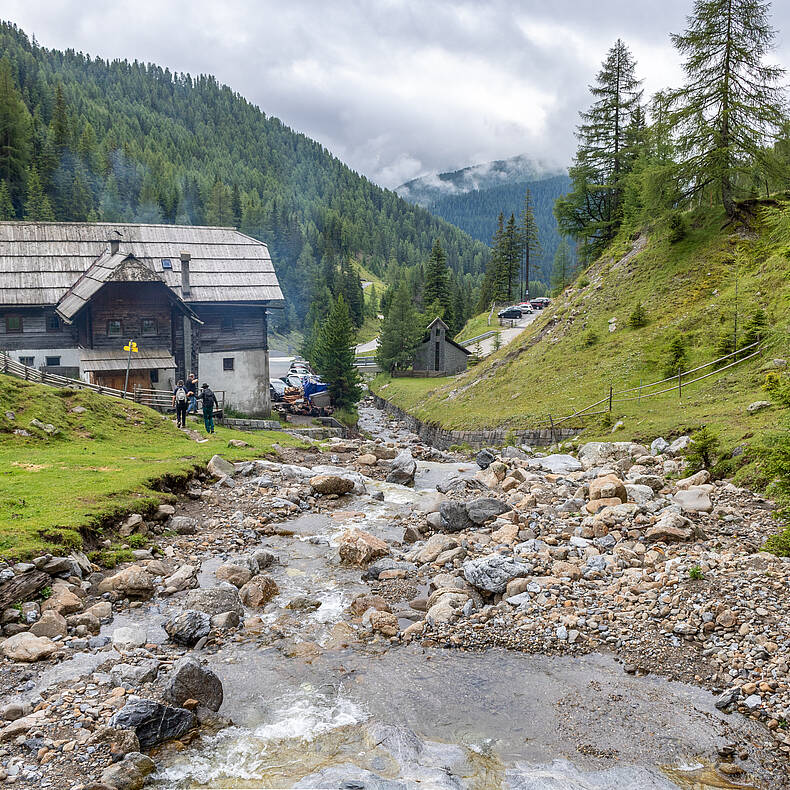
[218, 416, 346, 440]
[371, 394, 580, 450]
[218, 417, 283, 431]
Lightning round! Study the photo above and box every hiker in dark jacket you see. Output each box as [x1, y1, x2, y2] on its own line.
[197, 383, 217, 434]
[186, 373, 198, 414]
[172, 379, 188, 428]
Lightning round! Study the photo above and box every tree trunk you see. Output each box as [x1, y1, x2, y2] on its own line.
[0, 570, 50, 610]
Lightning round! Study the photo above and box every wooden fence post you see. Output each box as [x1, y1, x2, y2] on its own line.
[608, 385, 613, 412]
[677, 371, 682, 398]
[549, 414, 555, 446]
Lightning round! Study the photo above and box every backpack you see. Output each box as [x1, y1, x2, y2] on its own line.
[175, 386, 187, 403]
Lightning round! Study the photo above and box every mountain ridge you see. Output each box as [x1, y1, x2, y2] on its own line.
[396, 153, 566, 206]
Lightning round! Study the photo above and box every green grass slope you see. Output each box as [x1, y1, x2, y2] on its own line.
[372, 211, 790, 448]
[0, 377, 301, 559]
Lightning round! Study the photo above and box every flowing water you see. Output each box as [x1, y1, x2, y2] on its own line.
[148, 447, 769, 789]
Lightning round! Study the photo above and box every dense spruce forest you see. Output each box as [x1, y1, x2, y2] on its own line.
[426, 174, 572, 284]
[0, 21, 490, 332]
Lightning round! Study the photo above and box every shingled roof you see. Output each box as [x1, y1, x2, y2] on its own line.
[0, 222, 284, 307]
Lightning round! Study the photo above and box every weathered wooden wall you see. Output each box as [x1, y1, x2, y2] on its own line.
[0, 307, 79, 351]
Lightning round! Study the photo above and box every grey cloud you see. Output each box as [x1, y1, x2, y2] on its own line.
[5, 0, 790, 187]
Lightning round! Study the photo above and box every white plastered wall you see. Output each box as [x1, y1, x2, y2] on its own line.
[198, 348, 271, 416]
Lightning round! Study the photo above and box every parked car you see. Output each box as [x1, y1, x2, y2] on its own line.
[517, 302, 534, 313]
[269, 378, 286, 401]
[288, 359, 314, 375]
[498, 307, 523, 320]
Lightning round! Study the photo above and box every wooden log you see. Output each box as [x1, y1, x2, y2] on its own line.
[0, 570, 50, 610]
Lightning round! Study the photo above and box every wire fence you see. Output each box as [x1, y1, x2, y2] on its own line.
[0, 352, 224, 413]
[543, 341, 762, 431]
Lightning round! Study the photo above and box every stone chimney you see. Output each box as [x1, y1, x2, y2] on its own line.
[180, 252, 191, 297]
[109, 233, 121, 254]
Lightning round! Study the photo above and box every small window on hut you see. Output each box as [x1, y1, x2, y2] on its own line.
[46, 314, 60, 332]
[161, 258, 172, 270]
[221, 316, 234, 332]
[5, 316, 22, 333]
[141, 318, 157, 336]
[19, 356, 34, 366]
[150, 370, 159, 384]
[107, 319, 122, 337]
[45, 356, 61, 367]
[223, 357, 235, 371]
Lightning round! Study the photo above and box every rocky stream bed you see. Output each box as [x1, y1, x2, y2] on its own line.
[0, 399, 788, 789]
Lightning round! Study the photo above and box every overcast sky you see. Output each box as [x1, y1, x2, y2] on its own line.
[4, 0, 790, 188]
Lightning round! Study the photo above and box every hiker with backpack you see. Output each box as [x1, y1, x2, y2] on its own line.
[172, 379, 188, 428]
[186, 373, 199, 414]
[197, 383, 218, 434]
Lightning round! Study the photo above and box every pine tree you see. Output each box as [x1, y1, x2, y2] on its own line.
[555, 40, 644, 260]
[67, 170, 93, 221]
[0, 57, 31, 212]
[23, 165, 54, 220]
[312, 295, 362, 412]
[423, 239, 454, 326]
[670, 0, 786, 217]
[0, 179, 14, 218]
[376, 282, 423, 373]
[231, 183, 242, 228]
[519, 188, 541, 301]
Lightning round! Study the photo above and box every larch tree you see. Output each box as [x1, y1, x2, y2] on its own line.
[551, 238, 574, 295]
[519, 188, 541, 300]
[555, 39, 643, 260]
[312, 295, 362, 412]
[502, 213, 522, 302]
[670, 0, 786, 217]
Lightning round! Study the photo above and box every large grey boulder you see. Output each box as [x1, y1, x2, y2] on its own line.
[111, 660, 161, 687]
[0, 632, 58, 662]
[110, 698, 196, 749]
[164, 610, 211, 646]
[183, 584, 243, 616]
[475, 449, 495, 469]
[645, 512, 705, 543]
[309, 475, 355, 495]
[462, 554, 532, 594]
[98, 565, 155, 599]
[650, 437, 670, 455]
[625, 484, 655, 506]
[169, 516, 198, 535]
[673, 487, 713, 513]
[100, 752, 155, 790]
[165, 656, 223, 711]
[667, 435, 692, 455]
[111, 626, 148, 650]
[536, 454, 582, 474]
[466, 497, 509, 525]
[577, 442, 611, 469]
[207, 455, 235, 478]
[310, 465, 368, 494]
[386, 450, 417, 485]
[438, 501, 473, 533]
